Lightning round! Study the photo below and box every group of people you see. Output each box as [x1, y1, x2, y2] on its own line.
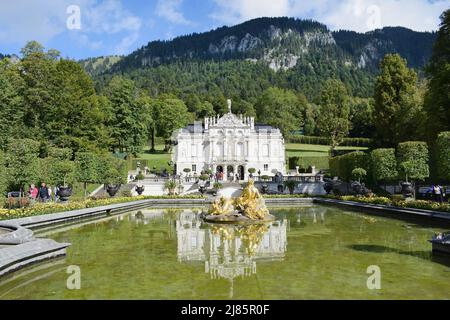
[213, 171, 242, 182]
[28, 183, 59, 203]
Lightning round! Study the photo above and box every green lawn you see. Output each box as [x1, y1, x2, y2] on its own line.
[133, 143, 368, 172]
[286, 143, 367, 170]
[134, 145, 172, 172]
[66, 183, 102, 201]
[286, 143, 367, 157]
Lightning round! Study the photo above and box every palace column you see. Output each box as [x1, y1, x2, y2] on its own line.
[223, 165, 228, 182]
[223, 139, 227, 160]
[209, 139, 214, 162]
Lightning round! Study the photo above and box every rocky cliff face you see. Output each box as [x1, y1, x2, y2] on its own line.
[107, 17, 435, 75]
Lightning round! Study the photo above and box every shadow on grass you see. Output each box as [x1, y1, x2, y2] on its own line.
[349, 244, 450, 268]
[144, 149, 169, 155]
[285, 149, 328, 154]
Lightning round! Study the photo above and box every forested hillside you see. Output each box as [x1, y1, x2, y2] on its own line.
[79, 55, 122, 76]
[89, 17, 436, 107]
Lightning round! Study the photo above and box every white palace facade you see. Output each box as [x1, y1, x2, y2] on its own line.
[172, 100, 286, 180]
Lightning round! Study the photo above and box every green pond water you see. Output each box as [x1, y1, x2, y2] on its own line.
[0, 205, 449, 300]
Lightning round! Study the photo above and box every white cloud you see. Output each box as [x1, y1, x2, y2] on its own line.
[0, 0, 142, 55]
[210, 0, 450, 32]
[0, 1, 72, 43]
[115, 33, 140, 55]
[321, 0, 450, 32]
[83, 0, 142, 34]
[81, 0, 142, 54]
[210, 0, 291, 24]
[156, 0, 193, 25]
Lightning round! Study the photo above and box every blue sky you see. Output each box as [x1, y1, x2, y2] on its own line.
[0, 0, 448, 60]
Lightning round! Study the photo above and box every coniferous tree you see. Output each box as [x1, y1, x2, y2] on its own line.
[423, 9, 450, 141]
[373, 54, 422, 146]
[316, 79, 351, 150]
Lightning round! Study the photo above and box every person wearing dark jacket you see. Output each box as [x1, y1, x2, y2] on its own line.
[39, 182, 50, 203]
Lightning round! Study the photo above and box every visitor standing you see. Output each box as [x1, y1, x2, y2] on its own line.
[432, 185, 443, 204]
[29, 184, 38, 202]
[55, 185, 60, 203]
[48, 185, 53, 202]
[39, 182, 50, 203]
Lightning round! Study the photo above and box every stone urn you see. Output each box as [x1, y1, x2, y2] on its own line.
[106, 184, 121, 197]
[199, 185, 207, 195]
[135, 185, 145, 196]
[351, 181, 363, 195]
[58, 186, 72, 202]
[401, 182, 414, 198]
[261, 184, 269, 194]
[277, 184, 284, 193]
[323, 182, 333, 195]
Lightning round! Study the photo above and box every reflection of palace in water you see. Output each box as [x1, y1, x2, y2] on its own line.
[176, 211, 288, 284]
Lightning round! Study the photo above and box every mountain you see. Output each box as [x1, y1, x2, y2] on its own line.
[92, 17, 436, 101]
[113, 17, 435, 73]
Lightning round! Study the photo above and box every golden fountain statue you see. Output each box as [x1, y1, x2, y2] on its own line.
[204, 180, 274, 224]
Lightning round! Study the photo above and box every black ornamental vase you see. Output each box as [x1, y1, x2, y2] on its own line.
[58, 186, 72, 202]
[351, 181, 363, 195]
[323, 182, 333, 195]
[135, 186, 145, 196]
[106, 184, 121, 197]
[261, 184, 269, 194]
[401, 182, 413, 198]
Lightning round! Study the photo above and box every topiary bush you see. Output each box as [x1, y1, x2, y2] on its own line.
[352, 168, 367, 183]
[396, 141, 429, 182]
[436, 132, 450, 181]
[329, 151, 370, 182]
[370, 148, 398, 184]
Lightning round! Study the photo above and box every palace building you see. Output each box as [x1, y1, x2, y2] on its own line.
[172, 100, 286, 181]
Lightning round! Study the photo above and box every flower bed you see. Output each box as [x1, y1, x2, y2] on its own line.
[0, 195, 206, 221]
[319, 195, 450, 213]
[263, 194, 311, 199]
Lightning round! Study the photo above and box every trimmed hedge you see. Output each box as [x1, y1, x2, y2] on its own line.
[370, 148, 398, 183]
[329, 151, 370, 182]
[289, 135, 373, 147]
[397, 141, 429, 181]
[436, 132, 450, 181]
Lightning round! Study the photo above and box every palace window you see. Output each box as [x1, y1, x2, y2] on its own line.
[264, 164, 269, 171]
[192, 165, 197, 172]
[237, 142, 244, 157]
[262, 144, 269, 157]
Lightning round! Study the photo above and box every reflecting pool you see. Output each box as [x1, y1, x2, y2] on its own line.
[0, 205, 449, 300]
